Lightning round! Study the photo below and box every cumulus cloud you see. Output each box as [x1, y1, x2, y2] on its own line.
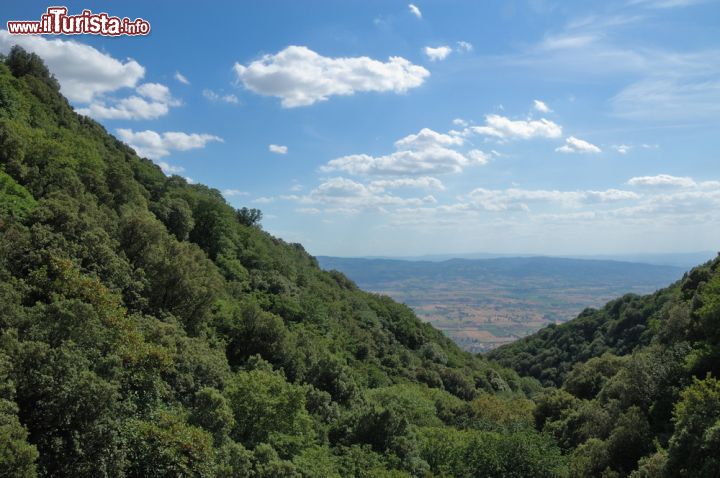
[1, 33, 180, 121]
[457, 41, 473, 52]
[533, 99, 551, 113]
[76, 96, 172, 120]
[424, 46, 452, 61]
[233, 45, 429, 107]
[408, 4, 422, 18]
[291, 177, 437, 214]
[76, 81, 180, 120]
[269, 144, 288, 154]
[463, 187, 640, 211]
[136, 83, 174, 103]
[0, 30, 144, 102]
[467, 149, 490, 164]
[556, 136, 602, 154]
[116, 128, 223, 159]
[203, 89, 239, 104]
[626, 174, 697, 188]
[174, 71, 190, 85]
[322, 127, 487, 176]
[368, 176, 445, 192]
[469, 114, 562, 140]
[394, 128, 463, 150]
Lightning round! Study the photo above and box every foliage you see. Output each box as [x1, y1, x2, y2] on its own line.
[0, 50, 562, 477]
[495, 253, 720, 476]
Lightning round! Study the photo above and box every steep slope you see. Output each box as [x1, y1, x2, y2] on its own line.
[0, 47, 564, 477]
[489, 255, 720, 476]
[488, 284, 678, 387]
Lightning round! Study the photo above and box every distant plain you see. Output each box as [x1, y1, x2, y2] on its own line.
[318, 255, 696, 352]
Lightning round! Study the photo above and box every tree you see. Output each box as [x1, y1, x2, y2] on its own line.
[666, 375, 720, 477]
[6, 46, 59, 91]
[125, 412, 216, 478]
[225, 366, 310, 447]
[236, 207, 262, 227]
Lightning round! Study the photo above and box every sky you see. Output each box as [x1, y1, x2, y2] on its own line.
[1, 0, 719, 257]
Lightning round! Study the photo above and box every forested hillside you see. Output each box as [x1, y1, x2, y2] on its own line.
[490, 255, 720, 476]
[0, 47, 565, 477]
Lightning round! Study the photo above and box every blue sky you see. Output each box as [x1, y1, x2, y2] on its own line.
[1, 0, 719, 256]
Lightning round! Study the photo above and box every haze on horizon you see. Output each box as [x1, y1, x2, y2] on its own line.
[1, 0, 718, 258]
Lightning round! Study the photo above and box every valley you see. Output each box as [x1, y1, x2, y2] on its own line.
[318, 256, 689, 352]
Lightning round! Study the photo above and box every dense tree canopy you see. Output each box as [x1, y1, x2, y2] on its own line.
[491, 253, 720, 476]
[0, 48, 563, 477]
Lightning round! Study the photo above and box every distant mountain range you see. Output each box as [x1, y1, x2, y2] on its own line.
[317, 256, 689, 352]
[349, 251, 716, 268]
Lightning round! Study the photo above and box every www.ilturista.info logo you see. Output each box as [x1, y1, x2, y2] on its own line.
[7, 7, 151, 36]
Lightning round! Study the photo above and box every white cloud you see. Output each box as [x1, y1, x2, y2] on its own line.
[470, 114, 562, 140]
[424, 46, 452, 62]
[457, 41, 473, 52]
[533, 99, 551, 113]
[233, 45, 429, 107]
[76, 81, 180, 120]
[0, 30, 145, 102]
[322, 151, 466, 176]
[269, 144, 288, 154]
[368, 176, 445, 192]
[539, 34, 599, 51]
[1, 33, 180, 121]
[467, 149, 490, 165]
[463, 187, 640, 211]
[174, 71, 190, 85]
[253, 196, 275, 204]
[223, 189, 249, 197]
[77, 96, 172, 120]
[394, 128, 463, 150]
[202, 89, 239, 104]
[290, 177, 437, 214]
[322, 127, 487, 176]
[613, 144, 631, 154]
[452, 118, 468, 127]
[628, 0, 706, 8]
[136, 83, 174, 103]
[556, 136, 602, 154]
[408, 4, 422, 18]
[626, 174, 696, 188]
[116, 128, 223, 159]
[157, 161, 184, 175]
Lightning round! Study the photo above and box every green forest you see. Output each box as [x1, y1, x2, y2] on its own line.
[0, 47, 718, 477]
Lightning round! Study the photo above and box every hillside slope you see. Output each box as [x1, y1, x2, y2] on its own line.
[489, 255, 720, 476]
[0, 47, 565, 477]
